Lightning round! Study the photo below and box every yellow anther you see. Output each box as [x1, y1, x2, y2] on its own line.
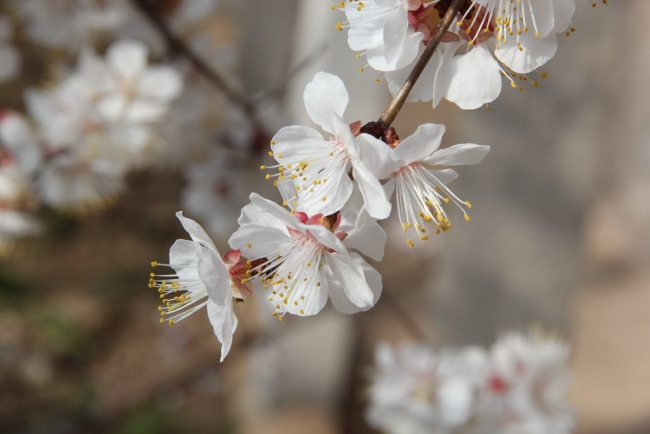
[359, 67, 364, 72]
[160, 318, 164, 324]
[300, 310, 305, 315]
[278, 315, 284, 322]
[511, 81, 517, 88]
[532, 80, 539, 88]
[260, 165, 266, 169]
[168, 320, 174, 326]
[270, 140, 276, 145]
[151, 261, 157, 267]
[420, 236, 429, 241]
[246, 243, 252, 248]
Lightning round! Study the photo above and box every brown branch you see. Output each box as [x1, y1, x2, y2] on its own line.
[378, 0, 465, 127]
[131, 0, 270, 145]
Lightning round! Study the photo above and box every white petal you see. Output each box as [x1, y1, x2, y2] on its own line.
[239, 201, 288, 233]
[97, 94, 127, 122]
[444, 46, 502, 110]
[353, 162, 391, 220]
[176, 211, 218, 251]
[303, 224, 348, 254]
[429, 168, 458, 185]
[341, 208, 387, 261]
[326, 252, 379, 310]
[433, 41, 463, 107]
[168, 239, 201, 277]
[137, 66, 183, 101]
[228, 224, 293, 259]
[249, 193, 300, 229]
[124, 100, 169, 123]
[303, 72, 349, 134]
[495, 31, 557, 74]
[107, 39, 148, 78]
[366, 31, 423, 72]
[356, 133, 396, 180]
[196, 247, 231, 305]
[206, 300, 238, 362]
[529, 0, 555, 38]
[393, 123, 445, 166]
[295, 160, 354, 217]
[424, 144, 490, 166]
[382, 6, 408, 64]
[552, 0, 576, 33]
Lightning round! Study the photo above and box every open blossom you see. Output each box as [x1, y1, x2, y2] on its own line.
[268, 71, 390, 220]
[229, 193, 383, 318]
[341, 0, 574, 109]
[150, 212, 254, 361]
[359, 123, 489, 246]
[474, 331, 575, 434]
[366, 342, 487, 434]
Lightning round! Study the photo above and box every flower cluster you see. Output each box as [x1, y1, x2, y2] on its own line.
[366, 331, 574, 434]
[0, 39, 182, 213]
[335, 0, 576, 109]
[153, 71, 489, 359]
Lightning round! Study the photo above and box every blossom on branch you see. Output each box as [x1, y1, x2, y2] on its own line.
[229, 193, 383, 319]
[151, 212, 252, 362]
[338, 0, 575, 109]
[268, 71, 391, 220]
[359, 123, 489, 246]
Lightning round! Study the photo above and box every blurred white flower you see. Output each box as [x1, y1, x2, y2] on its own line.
[13, 0, 130, 51]
[0, 16, 20, 83]
[359, 123, 489, 247]
[229, 193, 383, 318]
[151, 212, 254, 361]
[270, 72, 390, 219]
[473, 330, 575, 434]
[366, 342, 486, 434]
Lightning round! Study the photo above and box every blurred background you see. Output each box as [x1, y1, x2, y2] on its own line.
[0, 0, 648, 433]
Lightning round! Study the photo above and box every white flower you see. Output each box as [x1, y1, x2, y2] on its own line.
[96, 39, 183, 126]
[36, 155, 126, 211]
[366, 342, 487, 434]
[151, 212, 251, 361]
[471, 0, 576, 74]
[474, 331, 575, 434]
[0, 16, 20, 84]
[26, 39, 182, 165]
[335, 0, 426, 71]
[229, 193, 383, 318]
[359, 123, 489, 246]
[13, 0, 130, 51]
[347, 0, 574, 109]
[269, 72, 390, 219]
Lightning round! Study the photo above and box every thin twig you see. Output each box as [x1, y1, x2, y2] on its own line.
[131, 0, 269, 142]
[380, 290, 430, 341]
[378, 0, 465, 127]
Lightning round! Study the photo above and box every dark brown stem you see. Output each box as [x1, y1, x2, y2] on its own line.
[378, 0, 465, 127]
[132, 0, 269, 145]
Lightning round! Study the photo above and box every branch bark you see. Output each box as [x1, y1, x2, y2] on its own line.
[378, 0, 465, 127]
